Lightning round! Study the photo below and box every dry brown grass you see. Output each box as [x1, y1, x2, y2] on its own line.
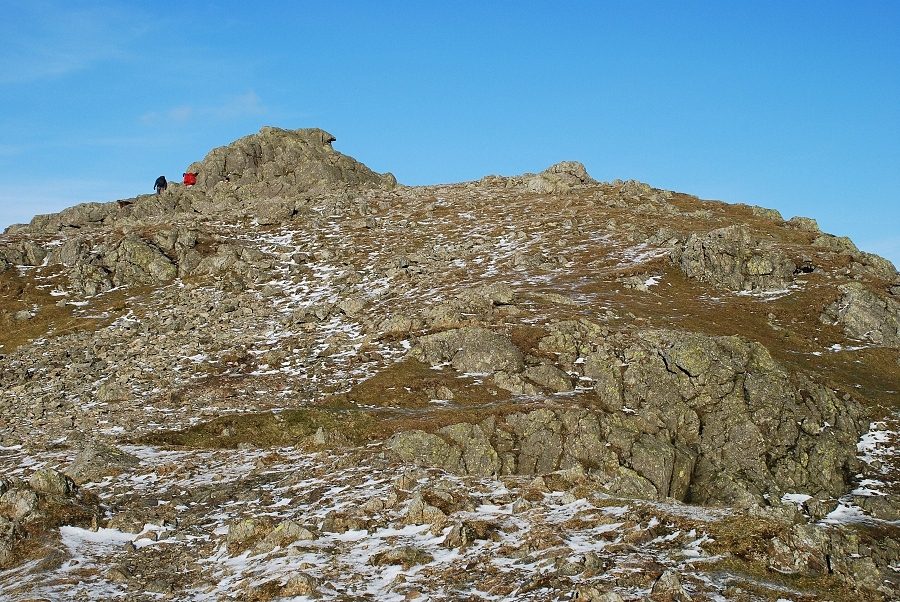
[0, 268, 140, 353]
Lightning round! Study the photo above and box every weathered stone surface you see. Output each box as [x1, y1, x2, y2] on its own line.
[0, 488, 38, 521]
[765, 521, 898, 593]
[370, 545, 434, 568]
[386, 430, 461, 473]
[787, 216, 821, 232]
[67, 443, 140, 484]
[522, 161, 597, 193]
[575, 588, 625, 602]
[674, 224, 796, 291]
[0, 470, 100, 569]
[389, 329, 866, 506]
[524, 364, 574, 392]
[18, 201, 118, 234]
[749, 205, 783, 220]
[254, 196, 296, 225]
[813, 233, 859, 255]
[186, 126, 396, 200]
[253, 519, 316, 553]
[491, 371, 540, 395]
[96, 379, 130, 403]
[0, 239, 47, 266]
[48, 232, 185, 294]
[411, 327, 525, 374]
[852, 252, 898, 280]
[226, 517, 273, 552]
[438, 423, 500, 476]
[28, 468, 76, 496]
[649, 568, 691, 601]
[822, 282, 900, 347]
[279, 573, 320, 597]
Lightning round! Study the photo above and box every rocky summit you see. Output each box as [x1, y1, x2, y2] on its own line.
[0, 126, 898, 601]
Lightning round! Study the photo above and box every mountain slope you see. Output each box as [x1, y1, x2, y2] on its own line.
[0, 127, 898, 601]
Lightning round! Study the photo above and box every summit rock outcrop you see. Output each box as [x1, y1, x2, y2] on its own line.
[184, 126, 397, 199]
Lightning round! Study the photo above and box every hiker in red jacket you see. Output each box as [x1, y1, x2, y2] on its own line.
[183, 172, 198, 186]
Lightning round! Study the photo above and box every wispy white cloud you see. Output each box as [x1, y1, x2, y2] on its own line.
[140, 91, 267, 125]
[0, 2, 149, 85]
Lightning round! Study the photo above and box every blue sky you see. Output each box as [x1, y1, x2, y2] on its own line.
[1, 1, 898, 265]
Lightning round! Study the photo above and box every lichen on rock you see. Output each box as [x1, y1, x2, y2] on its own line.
[821, 282, 900, 347]
[674, 224, 796, 291]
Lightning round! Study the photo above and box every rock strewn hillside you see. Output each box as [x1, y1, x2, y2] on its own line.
[0, 127, 898, 601]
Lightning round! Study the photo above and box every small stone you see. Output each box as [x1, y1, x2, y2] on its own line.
[650, 568, 691, 601]
[28, 469, 75, 497]
[106, 566, 131, 583]
[370, 545, 433, 568]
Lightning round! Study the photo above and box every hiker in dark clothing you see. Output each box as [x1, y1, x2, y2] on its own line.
[154, 176, 167, 195]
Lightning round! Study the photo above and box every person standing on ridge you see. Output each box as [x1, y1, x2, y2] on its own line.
[183, 172, 198, 186]
[154, 175, 168, 195]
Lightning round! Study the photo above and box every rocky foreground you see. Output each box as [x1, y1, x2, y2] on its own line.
[0, 127, 898, 601]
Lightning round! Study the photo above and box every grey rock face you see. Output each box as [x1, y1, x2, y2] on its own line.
[813, 233, 860, 255]
[821, 282, 900, 347]
[649, 569, 692, 601]
[61, 234, 178, 295]
[0, 239, 47, 266]
[18, 201, 119, 235]
[254, 196, 297, 225]
[43, 225, 212, 294]
[767, 522, 897, 593]
[674, 224, 796, 291]
[28, 469, 76, 496]
[389, 329, 866, 506]
[411, 327, 525, 374]
[522, 161, 598, 193]
[0, 470, 100, 569]
[370, 545, 434, 568]
[852, 252, 898, 280]
[186, 127, 397, 200]
[483, 161, 599, 193]
[386, 430, 461, 473]
[67, 443, 141, 484]
[787, 216, 821, 232]
[524, 364, 574, 392]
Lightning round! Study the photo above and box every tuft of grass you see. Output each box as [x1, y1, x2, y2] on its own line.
[137, 406, 378, 449]
[707, 557, 859, 602]
[328, 358, 513, 409]
[0, 269, 138, 352]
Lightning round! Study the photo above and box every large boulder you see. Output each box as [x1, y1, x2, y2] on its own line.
[522, 161, 597, 193]
[0, 471, 100, 569]
[61, 235, 178, 295]
[18, 201, 119, 235]
[410, 327, 525, 374]
[67, 443, 141, 484]
[674, 224, 796, 291]
[821, 282, 900, 347]
[0, 239, 47, 266]
[185, 127, 397, 201]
